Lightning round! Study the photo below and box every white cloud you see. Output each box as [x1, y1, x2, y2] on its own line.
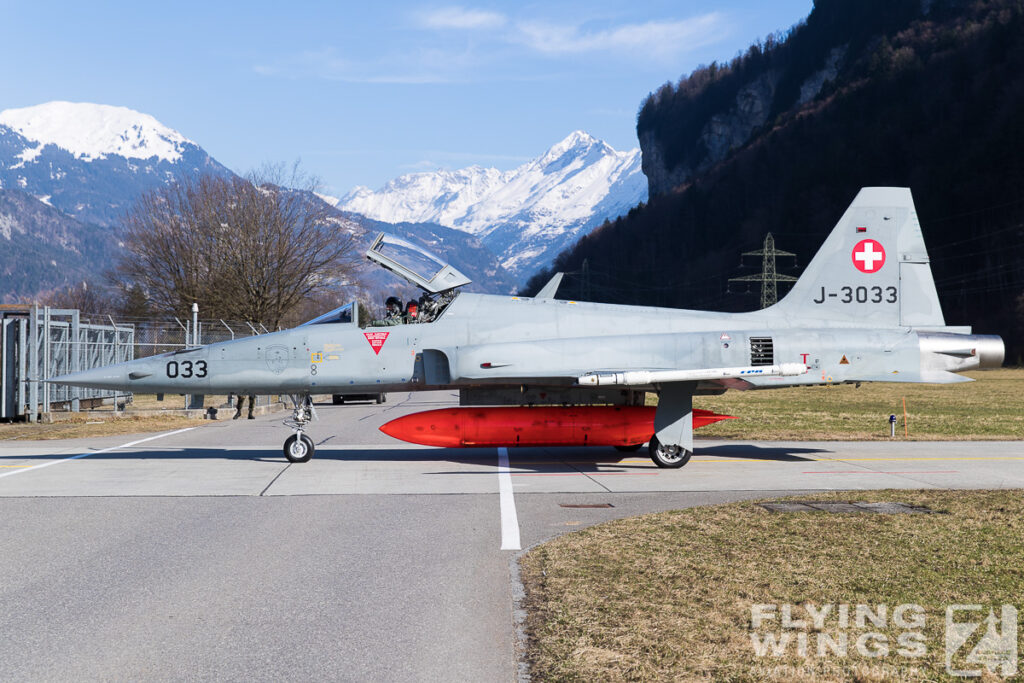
[515, 14, 726, 60]
[418, 6, 507, 30]
[254, 12, 730, 84]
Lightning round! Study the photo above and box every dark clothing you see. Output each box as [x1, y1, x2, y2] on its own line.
[234, 394, 255, 419]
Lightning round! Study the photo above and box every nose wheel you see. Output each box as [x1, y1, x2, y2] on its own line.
[283, 393, 317, 463]
[284, 433, 315, 463]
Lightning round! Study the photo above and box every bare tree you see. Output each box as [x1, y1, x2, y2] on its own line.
[116, 167, 359, 328]
[39, 280, 110, 314]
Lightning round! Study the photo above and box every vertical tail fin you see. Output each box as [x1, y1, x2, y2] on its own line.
[771, 187, 944, 327]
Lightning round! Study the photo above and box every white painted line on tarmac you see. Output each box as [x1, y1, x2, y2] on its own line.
[497, 447, 521, 550]
[0, 428, 197, 480]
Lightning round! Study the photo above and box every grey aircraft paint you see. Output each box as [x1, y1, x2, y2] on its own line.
[51, 188, 1004, 466]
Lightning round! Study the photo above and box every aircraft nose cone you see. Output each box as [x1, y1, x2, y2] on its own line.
[47, 364, 128, 390]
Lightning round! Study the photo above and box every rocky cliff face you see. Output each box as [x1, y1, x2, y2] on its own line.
[634, 0, 891, 197]
[640, 71, 782, 195]
[638, 55, 854, 197]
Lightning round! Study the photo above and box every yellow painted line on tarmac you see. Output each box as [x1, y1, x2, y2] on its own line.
[0, 464, 33, 468]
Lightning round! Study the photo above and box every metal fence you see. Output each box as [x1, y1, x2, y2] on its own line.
[0, 305, 272, 422]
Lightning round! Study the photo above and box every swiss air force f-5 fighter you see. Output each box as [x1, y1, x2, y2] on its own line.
[52, 188, 1004, 466]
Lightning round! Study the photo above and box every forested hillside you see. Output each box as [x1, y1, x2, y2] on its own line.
[525, 0, 1024, 362]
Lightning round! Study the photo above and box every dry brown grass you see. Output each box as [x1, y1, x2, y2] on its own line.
[0, 415, 206, 441]
[521, 489, 1024, 682]
[690, 369, 1024, 441]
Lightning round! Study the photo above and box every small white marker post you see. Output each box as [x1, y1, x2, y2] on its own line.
[889, 414, 897, 438]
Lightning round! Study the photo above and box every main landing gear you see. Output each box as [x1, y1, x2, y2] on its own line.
[649, 381, 696, 469]
[283, 393, 317, 463]
[648, 435, 693, 468]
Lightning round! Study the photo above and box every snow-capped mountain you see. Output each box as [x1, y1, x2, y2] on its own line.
[0, 101, 518, 302]
[340, 131, 647, 278]
[0, 102, 232, 227]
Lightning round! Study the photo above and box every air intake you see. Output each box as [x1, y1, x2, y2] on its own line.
[750, 337, 774, 366]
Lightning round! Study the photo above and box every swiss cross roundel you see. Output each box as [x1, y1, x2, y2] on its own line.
[852, 239, 886, 273]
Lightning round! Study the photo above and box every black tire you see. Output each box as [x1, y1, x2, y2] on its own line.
[375, 394, 384, 404]
[332, 395, 343, 405]
[284, 434, 315, 463]
[648, 435, 692, 468]
[614, 443, 644, 452]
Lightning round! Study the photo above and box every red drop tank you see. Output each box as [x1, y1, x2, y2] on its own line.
[378, 405, 734, 448]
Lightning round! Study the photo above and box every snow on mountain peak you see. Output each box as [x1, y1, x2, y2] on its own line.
[339, 131, 647, 277]
[0, 101, 194, 163]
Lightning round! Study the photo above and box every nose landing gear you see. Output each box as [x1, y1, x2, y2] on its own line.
[283, 393, 317, 463]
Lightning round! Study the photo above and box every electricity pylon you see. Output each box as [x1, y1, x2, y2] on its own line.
[728, 233, 798, 308]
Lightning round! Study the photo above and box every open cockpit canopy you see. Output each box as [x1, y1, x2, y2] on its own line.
[366, 233, 471, 294]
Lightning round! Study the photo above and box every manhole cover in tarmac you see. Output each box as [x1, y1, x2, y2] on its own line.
[759, 501, 934, 514]
[559, 503, 615, 509]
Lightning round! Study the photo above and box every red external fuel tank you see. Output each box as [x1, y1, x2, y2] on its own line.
[379, 406, 734, 448]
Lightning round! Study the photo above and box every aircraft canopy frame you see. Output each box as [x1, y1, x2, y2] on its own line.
[366, 232, 472, 294]
[300, 301, 357, 327]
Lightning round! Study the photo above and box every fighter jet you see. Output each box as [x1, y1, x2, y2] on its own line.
[50, 188, 1004, 466]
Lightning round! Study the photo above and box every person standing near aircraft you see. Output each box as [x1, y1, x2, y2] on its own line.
[233, 393, 255, 420]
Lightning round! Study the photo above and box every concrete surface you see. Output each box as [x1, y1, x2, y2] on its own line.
[0, 390, 1021, 680]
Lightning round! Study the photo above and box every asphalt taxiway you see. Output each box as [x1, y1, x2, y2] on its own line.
[0, 391, 1021, 680]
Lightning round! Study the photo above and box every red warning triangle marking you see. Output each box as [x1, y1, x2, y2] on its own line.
[364, 332, 389, 355]
[839, 355, 850, 365]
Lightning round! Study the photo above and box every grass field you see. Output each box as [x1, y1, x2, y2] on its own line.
[691, 368, 1024, 441]
[521, 489, 1024, 682]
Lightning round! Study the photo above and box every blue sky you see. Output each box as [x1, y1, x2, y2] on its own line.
[2, 0, 813, 196]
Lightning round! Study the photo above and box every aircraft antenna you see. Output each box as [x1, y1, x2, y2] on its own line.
[728, 233, 798, 307]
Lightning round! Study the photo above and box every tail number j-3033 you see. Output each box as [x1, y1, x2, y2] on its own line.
[814, 285, 897, 304]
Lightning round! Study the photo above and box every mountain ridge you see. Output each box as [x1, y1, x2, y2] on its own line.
[0, 102, 520, 303]
[340, 130, 647, 277]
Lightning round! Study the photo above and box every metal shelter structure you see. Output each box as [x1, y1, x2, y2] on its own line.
[1, 306, 134, 422]
[1, 306, 271, 422]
